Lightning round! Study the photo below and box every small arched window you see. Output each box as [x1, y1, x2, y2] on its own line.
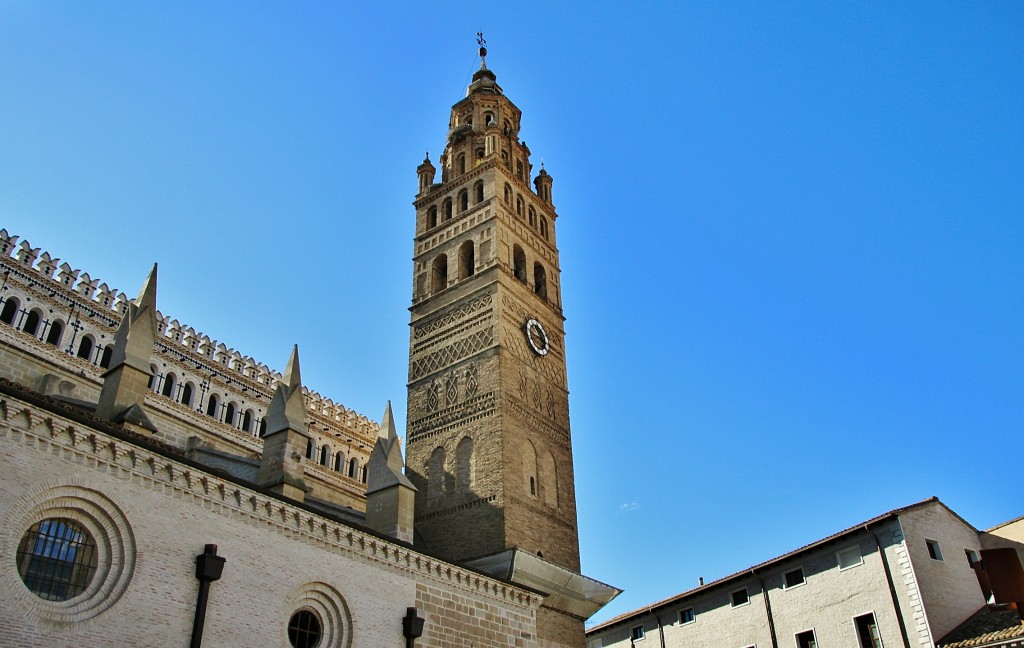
[181, 382, 195, 407]
[443, 198, 453, 220]
[475, 181, 484, 204]
[427, 206, 438, 229]
[242, 409, 254, 433]
[515, 196, 524, 217]
[348, 458, 359, 479]
[22, 309, 41, 337]
[319, 445, 329, 466]
[534, 263, 548, 299]
[540, 217, 549, 239]
[224, 402, 237, 426]
[77, 335, 94, 361]
[503, 184, 512, 205]
[206, 394, 219, 418]
[0, 298, 18, 325]
[306, 439, 314, 460]
[161, 372, 177, 399]
[334, 452, 344, 472]
[456, 154, 466, 175]
[458, 189, 468, 212]
[431, 254, 448, 294]
[45, 320, 63, 346]
[147, 364, 159, 391]
[484, 112, 494, 126]
[513, 245, 527, 283]
[458, 241, 475, 280]
[99, 345, 113, 369]
[516, 160, 524, 180]
[361, 465, 367, 483]
[528, 207, 536, 227]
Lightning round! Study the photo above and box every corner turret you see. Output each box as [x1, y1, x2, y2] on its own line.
[257, 345, 311, 502]
[95, 264, 159, 430]
[365, 401, 417, 543]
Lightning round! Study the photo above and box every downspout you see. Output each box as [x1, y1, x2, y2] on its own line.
[190, 544, 226, 648]
[753, 569, 779, 648]
[865, 525, 911, 648]
[652, 610, 667, 648]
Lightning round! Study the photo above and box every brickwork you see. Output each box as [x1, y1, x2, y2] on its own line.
[405, 63, 592, 648]
[0, 391, 542, 647]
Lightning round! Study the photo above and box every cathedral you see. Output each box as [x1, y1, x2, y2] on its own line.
[0, 46, 618, 647]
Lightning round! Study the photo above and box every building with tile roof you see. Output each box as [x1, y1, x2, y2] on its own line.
[587, 498, 1024, 648]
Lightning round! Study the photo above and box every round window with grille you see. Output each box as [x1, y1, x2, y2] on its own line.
[288, 609, 323, 648]
[16, 518, 98, 601]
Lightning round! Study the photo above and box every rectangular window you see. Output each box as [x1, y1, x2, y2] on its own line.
[837, 545, 863, 570]
[731, 588, 750, 607]
[965, 549, 979, 566]
[855, 612, 884, 648]
[796, 629, 818, 648]
[679, 607, 695, 624]
[784, 567, 805, 589]
[631, 625, 645, 641]
[926, 539, 943, 561]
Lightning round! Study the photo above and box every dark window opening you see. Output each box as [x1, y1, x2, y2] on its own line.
[513, 246, 527, 283]
[16, 518, 98, 601]
[855, 613, 883, 648]
[99, 345, 113, 369]
[180, 382, 194, 407]
[320, 445, 329, 466]
[784, 568, 805, 588]
[0, 298, 18, 325]
[431, 254, 448, 293]
[161, 373, 176, 398]
[731, 588, 749, 607]
[287, 609, 322, 648]
[459, 241, 475, 280]
[23, 309, 41, 336]
[45, 320, 63, 346]
[77, 336, 94, 361]
[427, 206, 438, 229]
[206, 395, 219, 418]
[796, 630, 818, 648]
[533, 262, 547, 299]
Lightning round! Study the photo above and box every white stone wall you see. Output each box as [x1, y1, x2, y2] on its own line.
[899, 503, 988, 641]
[0, 393, 542, 648]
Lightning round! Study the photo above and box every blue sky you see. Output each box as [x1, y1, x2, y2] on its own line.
[1, 2, 1021, 625]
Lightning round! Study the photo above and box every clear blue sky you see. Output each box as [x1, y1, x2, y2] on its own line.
[2, 2, 1021, 626]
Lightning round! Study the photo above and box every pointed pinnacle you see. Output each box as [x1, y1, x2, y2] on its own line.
[379, 400, 398, 442]
[137, 263, 158, 311]
[282, 344, 302, 391]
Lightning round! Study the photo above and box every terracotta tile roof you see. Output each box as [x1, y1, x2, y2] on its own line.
[587, 497, 950, 633]
[939, 606, 1024, 648]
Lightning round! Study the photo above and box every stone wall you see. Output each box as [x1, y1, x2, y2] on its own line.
[0, 389, 542, 647]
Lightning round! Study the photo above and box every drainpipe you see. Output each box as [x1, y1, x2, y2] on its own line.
[402, 607, 425, 648]
[190, 544, 226, 648]
[865, 525, 911, 648]
[753, 569, 779, 648]
[653, 610, 667, 648]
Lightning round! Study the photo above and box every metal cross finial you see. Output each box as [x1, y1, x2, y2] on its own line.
[477, 32, 487, 68]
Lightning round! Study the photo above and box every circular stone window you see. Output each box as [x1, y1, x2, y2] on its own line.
[288, 609, 322, 648]
[16, 518, 98, 601]
[2, 485, 136, 624]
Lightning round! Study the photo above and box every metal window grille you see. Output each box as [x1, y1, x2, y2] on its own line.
[16, 518, 98, 601]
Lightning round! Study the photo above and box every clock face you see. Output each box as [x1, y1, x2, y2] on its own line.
[524, 318, 549, 356]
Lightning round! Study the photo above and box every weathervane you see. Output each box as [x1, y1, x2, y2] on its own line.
[477, 32, 487, 68]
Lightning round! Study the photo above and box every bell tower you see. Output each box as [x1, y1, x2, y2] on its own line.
[405, 40, 618, 648]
